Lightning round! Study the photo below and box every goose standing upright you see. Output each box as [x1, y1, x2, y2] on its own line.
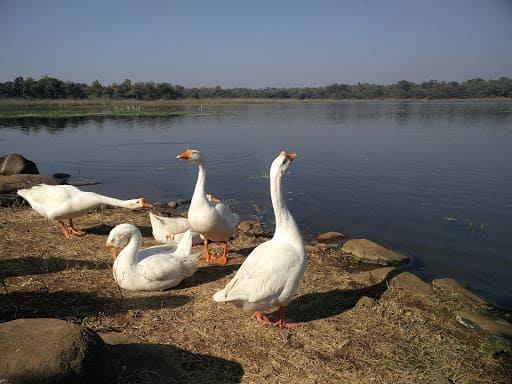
[176, 149, 239, 265]
[17, 184, 152, 239]
[106, 224, 200, 291]
[213, 150, 307, 328]
[148, 194, 220, 245]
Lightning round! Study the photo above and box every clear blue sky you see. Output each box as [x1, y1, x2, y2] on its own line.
[1, 0, 511, 88]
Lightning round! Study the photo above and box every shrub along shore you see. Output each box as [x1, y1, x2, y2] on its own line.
[1, 97, 511, 120]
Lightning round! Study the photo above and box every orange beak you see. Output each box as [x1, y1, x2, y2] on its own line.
[280, 150, 297, 161]
[106, 242, 120, 260]
[206, 194, 221, 203]
[176, 149, 192, 160]
[140, 197, 153, 208]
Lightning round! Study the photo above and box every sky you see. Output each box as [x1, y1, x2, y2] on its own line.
[1, 0, 511, 88]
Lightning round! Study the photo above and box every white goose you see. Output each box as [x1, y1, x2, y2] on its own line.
[17, 184, 152, 239]
[176, 149, 239, 265]
[149, 194, 220, 245]
[213, 151, 307, 328]
[106, 224, 201, 291]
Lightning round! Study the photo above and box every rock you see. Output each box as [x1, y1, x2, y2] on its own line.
[0, 153, 39, 175]
[432, 278, 487, 305]
[341, 239, 409, 266]
[0, 318, 115, 384]
[167, 200, 178, 208]
[351, 267, 396, 286]
[305, 244, 317, 253]
[389, 272, 433, 296]
[355, 296, 376, 308]
[317, 231, 345, 243]
[454, 310, 512, 339]
[0, 174, 60, 193]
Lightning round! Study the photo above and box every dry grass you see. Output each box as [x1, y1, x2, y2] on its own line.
[0, 206, 510, 383]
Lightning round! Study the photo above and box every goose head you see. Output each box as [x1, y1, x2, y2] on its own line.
[176, 149, 203, 164]
[127, 197, 153, 209]
[106, 223, 137, 259]
[270, 150, 297, 178]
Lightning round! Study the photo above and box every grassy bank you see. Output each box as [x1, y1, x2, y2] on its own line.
[0, 99, 237, 119]
[1, 97, 511, 119]
[1, 205, 511, 383]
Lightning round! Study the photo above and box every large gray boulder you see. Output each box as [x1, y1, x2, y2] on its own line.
[0, 318, 115, 384]
[342, 239, 409, 266]
[0, 153, 39, 175]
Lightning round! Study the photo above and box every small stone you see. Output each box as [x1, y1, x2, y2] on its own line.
[167, 200, 178, 208]
[317, 231, 345, 243]
[454, 310, 512, 338]
[305, 244, 317, 253]
[355, 296, 376, 308]
[389, 272, 433, 296]
[342, 239, 409, 266]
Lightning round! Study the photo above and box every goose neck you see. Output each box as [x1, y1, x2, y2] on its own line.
[271, 173, 301, 241]
[118, 230, 142, 266]
[192, 161, 208, 205]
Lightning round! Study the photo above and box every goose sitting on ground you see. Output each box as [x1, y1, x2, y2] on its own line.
[106, 224, 201, 291]
[213, 151, 307, 328]
[176, 149, 239, 265]
[17, 184, 152, 239]
[149, 194, 220, 246]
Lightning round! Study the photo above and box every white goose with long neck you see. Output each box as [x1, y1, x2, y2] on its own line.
[176, 149, 239, 265]
[213, 150, 307, 329]
[270, 152, 302, 246]
[16, 184, 151, 239]
[107, 223, 200, 291]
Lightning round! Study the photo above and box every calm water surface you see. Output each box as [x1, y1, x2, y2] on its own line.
[2, 102, 511, 309]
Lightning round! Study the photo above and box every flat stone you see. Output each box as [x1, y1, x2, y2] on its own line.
[342, 239, 409, 266]
[389, 272, 433, 296]
[0, 318, 115, 384]
[317, 231, 345, 243]
[432, 278, 487, 305]
[454, 310, 512, 339]
[352, 267, 396, 286]
[0, 174, 60, 193]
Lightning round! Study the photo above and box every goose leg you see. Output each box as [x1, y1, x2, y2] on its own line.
[67, 219, 85, 236]
[272, 306, 300, 329]
[58, 221, 76, 239]
[203, 239, 214, 262]
[212, 241, 228, 265]
[252, 310, 273, 325]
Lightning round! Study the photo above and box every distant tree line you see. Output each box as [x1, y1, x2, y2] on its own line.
[1, 76, 512, 100]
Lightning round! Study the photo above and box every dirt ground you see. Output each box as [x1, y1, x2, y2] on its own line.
[0, 205, 511, 383]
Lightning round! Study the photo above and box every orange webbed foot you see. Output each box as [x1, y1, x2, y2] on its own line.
[252, 311, 273, 325]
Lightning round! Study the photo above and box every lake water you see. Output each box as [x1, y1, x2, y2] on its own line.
[1, 101, 511, 310]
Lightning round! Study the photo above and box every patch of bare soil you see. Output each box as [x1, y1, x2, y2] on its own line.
[0, 206, 510, 383]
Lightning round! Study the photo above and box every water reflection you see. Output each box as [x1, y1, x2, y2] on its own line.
[1, 101, 512, 310]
